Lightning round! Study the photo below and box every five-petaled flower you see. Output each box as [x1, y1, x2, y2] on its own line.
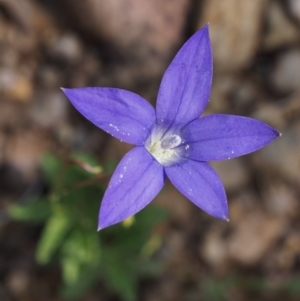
[62, 25, 280, 230]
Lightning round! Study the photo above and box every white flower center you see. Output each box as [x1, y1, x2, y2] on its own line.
[161, 135, 182, 149]
[145, 125, 187, 166]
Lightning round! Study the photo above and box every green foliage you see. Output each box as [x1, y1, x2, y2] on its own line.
[41, 153, 63, 186]
[9, 152, 168, 301]
[8, 197, 51, 222]
[36, 214, 72, 264]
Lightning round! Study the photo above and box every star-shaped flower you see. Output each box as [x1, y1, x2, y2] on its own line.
[62, 25, 279, 230]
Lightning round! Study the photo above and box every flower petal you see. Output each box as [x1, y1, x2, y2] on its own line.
[181, 114, 280, 161]
[165, 160, 228, 220]
[156, 24, 212, 128]
[62, 87, 156, 145]
[98, 147, 165, 229]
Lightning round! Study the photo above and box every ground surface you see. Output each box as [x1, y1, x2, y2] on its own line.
[0, 0, 300, 300]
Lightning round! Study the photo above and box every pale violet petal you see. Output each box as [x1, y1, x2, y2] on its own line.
[165, 160, 228, 220]
[98, 147, 165, 229]
[181, 114, 280, 161]
[62, 87, 156, 145]
[156, 24, 212, 128]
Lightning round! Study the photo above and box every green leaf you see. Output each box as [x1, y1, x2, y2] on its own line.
[60, 259, 100, 300]
[60, 228, 101, 299]
[135, 205, 169, 227]
[62, 256, 81, 286]
[40, 153, 63, 186]
[285, 277, 300, 295]
[59, 183, 103, 230]
[98, 205, 168, 301]
[102, 249, 138, 301]
[8, 198, 51, 222]
[36, 213, 72, 264]
[62, 228, 101, 267]
[60, 263, 100, 300]
[102, 159, 118, 174]
[103, 205, 168, 252]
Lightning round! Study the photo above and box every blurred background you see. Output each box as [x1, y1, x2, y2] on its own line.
[0, 0, 300, 300]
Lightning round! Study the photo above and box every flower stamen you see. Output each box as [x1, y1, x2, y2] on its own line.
[146, 129, 184, 166]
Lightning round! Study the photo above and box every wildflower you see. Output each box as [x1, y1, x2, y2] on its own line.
[62, 25, 279, 230]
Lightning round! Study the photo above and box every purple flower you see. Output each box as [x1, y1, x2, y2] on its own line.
[62, 25, 279, 230]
